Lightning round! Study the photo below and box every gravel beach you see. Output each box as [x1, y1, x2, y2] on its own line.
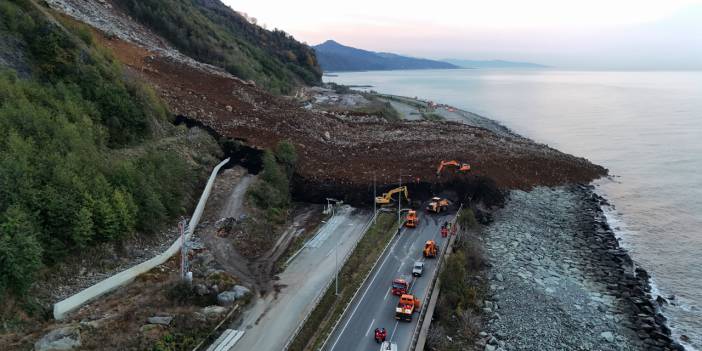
[481, 186, 683, 351]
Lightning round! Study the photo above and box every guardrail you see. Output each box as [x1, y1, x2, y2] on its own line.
[53, 158, 230, 320]
[281, 208, 385, 351]
[408, 204, 463, 350]
[317, 210, 403, 351]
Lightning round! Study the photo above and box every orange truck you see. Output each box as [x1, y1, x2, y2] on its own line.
[423, 240, 438, 258]
[426, 197, 449, 213]
[405, 210, 418, 228]
[391, 277, 409, 296]
[395, 294, 421, 322]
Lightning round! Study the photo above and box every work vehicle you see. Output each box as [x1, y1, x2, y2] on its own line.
[405, 209, 419, 227]
[412, 261, 424, 277]
[441, 222, 450, 237]
[380, 341, 398, 351]
[391, 277, 410, 295]
[375, 186, 409, 205]
[423, 240, 438, 258]
[436, 160, 470, 176]
[426, 197, 449, 213]
[395, 294, 421, 321]
[374, 328, 387, 343]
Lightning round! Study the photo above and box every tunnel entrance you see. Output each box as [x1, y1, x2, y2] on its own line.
[174, 115, 263, 174]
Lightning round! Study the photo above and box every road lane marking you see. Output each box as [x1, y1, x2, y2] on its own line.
[365, 318, 376, 337]
[384, 288, 390, 301]
[389, 321, 399, 341]
[329, 232, 403, 351]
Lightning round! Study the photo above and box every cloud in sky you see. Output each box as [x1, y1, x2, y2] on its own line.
[223, 0, 702, 69]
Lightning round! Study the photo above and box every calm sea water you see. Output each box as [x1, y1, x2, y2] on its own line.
[327, 69, 702, 349]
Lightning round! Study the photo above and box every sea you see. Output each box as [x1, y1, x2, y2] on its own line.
[326, 69, 702, 349]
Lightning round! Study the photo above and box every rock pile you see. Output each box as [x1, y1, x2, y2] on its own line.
[482, 186, 683, 351]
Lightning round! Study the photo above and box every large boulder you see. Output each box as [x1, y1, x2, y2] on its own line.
[231, 285, 251, 299]
[200, 305, 227, 320]
[216, 285, 251, 306]
[35, 325, 81, 351]
[217, 291, 238, 306]
[600, 331, 615, 343]
[147, 316, 173, 326]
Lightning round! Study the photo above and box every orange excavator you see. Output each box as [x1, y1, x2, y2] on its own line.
[436, 160, 470, 176]
[405, 209, 419, 228]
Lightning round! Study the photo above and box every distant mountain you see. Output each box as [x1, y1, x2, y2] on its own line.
[443, 59, 548, 69]
[314, 40, 459, 72]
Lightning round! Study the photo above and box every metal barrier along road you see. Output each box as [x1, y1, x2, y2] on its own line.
[408, 203, 463, 350]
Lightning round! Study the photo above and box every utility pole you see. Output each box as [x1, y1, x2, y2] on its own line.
[179, 219, 191, 284]
[398, 175, 402, 228]
[334, 203, 340, 296]
[373, 172, 376, 223]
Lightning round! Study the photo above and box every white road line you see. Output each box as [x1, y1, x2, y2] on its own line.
[384, 288, 390, 301]
[329, 232, 403, 351]
[365, 318, 376, 337]
[389, 321, 400, 341]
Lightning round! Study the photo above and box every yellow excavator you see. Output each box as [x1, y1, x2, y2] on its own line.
[436, 160, 471, 176]
[375, 186, 409, 205]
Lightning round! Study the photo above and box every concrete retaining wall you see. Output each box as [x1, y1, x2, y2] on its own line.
[53, 158, 230, 320]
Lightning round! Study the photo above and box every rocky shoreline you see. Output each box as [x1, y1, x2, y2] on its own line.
[479, 185, 684, 351]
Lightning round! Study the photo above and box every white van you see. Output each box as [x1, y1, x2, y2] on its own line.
[380, 341, 398, 351]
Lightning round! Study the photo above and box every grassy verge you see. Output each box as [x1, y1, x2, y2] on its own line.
[422, 112, 445, 121]
[426, 209, 486, 351]
[353, 100, 401, 121]
[375, 93, 427, 110]
[288, 212, 398, 351]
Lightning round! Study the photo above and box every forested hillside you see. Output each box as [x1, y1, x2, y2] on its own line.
[0, 0, 212, 299]
[112, 0, 322, 93]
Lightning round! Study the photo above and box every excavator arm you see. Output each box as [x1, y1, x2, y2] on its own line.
[375, 186, 409, 205]
[436, 160, 471, 176]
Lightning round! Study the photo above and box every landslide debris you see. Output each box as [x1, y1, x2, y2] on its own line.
[47, 0, 607, 201]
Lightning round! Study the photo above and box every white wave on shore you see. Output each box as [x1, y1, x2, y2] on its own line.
[596, 189, 699, 351]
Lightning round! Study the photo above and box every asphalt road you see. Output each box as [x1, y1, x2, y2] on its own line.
[230, 206, 371, 351]
[326, 211, 451, 351]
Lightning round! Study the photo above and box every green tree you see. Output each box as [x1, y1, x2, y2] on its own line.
[0, 206, 43, 296]
[457, 208, 477, 229]
[71, 205, 94, 249]
[274, 140, 297, 178]
[261, 150, 288, 195]
[112, 189, 137, 238]
[93, 196, 119, 242]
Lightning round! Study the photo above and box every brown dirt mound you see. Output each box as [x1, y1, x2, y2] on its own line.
[94, 30, 606, 197]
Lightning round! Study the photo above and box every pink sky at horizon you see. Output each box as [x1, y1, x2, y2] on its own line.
[223, 0, 702, 69]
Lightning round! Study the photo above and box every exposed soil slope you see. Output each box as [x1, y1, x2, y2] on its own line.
[48, 0, 607, 198]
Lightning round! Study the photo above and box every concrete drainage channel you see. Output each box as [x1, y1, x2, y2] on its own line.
[52, 158, 231, 320]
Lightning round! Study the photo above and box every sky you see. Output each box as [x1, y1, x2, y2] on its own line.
[223, 0, 702, 69]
